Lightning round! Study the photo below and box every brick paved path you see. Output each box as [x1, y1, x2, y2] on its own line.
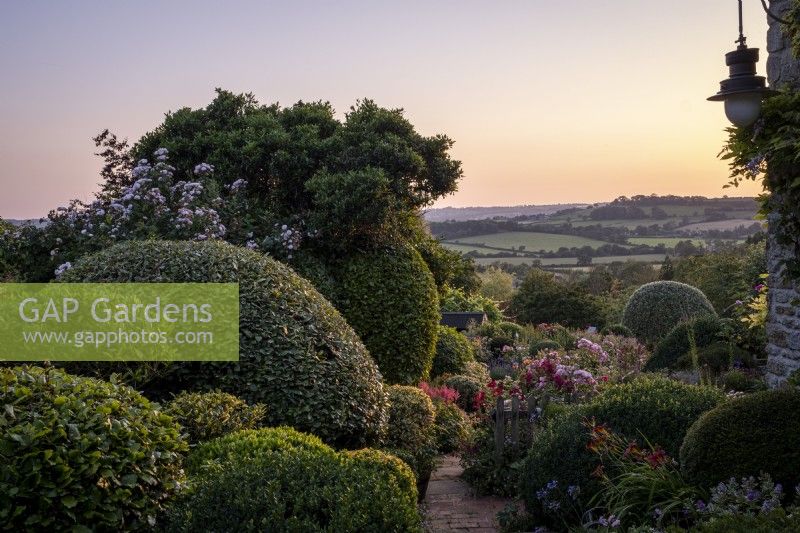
[423, 455, 511, 532]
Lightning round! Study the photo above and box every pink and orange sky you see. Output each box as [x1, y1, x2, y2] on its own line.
[0, 0, 769, 219]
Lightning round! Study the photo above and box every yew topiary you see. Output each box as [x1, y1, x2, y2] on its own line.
[680, 389, 800, 491]
[646, 315, 726, 371]
[61, 240, 387, 448]
[331, 244, 439, 384]
[622, 281, 716, 344]
[431, 325, 475, 378]
[0, 366, 186, 531]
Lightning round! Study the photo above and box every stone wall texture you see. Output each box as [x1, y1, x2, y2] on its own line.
[766, 0, 800, 386]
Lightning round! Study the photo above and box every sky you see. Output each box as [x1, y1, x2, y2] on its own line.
[0, 0, 771, 218]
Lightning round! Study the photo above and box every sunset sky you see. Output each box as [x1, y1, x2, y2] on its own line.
[0, 0, 770, 218]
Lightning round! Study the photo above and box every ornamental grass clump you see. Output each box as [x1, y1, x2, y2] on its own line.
[622, 281, 717, 344]
[0, 366, 187, 531]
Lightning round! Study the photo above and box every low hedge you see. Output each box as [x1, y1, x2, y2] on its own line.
[164, 427, 421, 532]
[61, 240, 387, 448]
[431, 326, 475, 378]
[331, 244, 439, 385]
[0, 366, 186, 531]
[622, 281, 716, 344]
[680, 389, 800, 491]
[164, 391, 266, 444]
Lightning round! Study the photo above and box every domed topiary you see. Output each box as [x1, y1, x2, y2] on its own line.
[646, 315, 726, 371]
[164, 391, 266, 444]
[431, 326, 475, 378]
[521, 375, 724, 524]
[165, 427, 421, 532]
[382, 385, 438, 492]
[61, 240, 387, 448]
[622, 281, 716, 344]
[680, 389, 800, 491]
[443, 374, 483, 413]
[600, 324, 634, 337]
[332, 245, 439, 384]
[0, 366, 187, 531]
[432, 400, 472, 453]
[529, 340, 562, 355]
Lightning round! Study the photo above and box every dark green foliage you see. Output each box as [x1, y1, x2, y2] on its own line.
[127, 91, 462, 251]
[383, 385, 438, 482]
[0, 366, 187, 531]
[432, 400, 472, 454]
[414, 232, 481, 295]
[164, 391, 266, 444]
[164, 427, 421, 532]
[647, 315, 726, 371]
[462, 425, 533, 497]
[332, 245, 439, 384]
[680, 341, 755, 375]
[444, 374, 483, 412]
[61, 240, 387, 448]
[692, 509, 800, 533]
[720, 369, 767, 393]
[601, 324, 634, 337]
[622, 281, 716, 344]
[521, 376, 724, 523]
[672, 243, 766, 312]
[529, 340, 562, 355]
[680, 389, 800, 491]
[432, 326, 475, 378]
[509, 268, 608, 328]
[497, 321, 525, 339]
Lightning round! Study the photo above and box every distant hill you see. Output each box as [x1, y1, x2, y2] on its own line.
[423, 204, 590, 222]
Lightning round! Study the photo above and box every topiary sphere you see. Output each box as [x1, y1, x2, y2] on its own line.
[61, 240, 387, 448]
[443, 374, 483, 413]
[680, 389, 800, 491]
[622, 281, 716, 344]
[332, 244, 439, 385]
[529, 340, 562, 356]
[165, 428, 421, 532]
[164, 391, 266, 444]
[646, 315, 726, 371]
[431, 326, 475, 378]
[432, 400, 472, 454]
[382, 385, 438, 484]
[0, 366, 187, 531]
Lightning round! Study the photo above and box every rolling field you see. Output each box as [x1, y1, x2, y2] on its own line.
[446, 232, 615, 252]
[473, 254, 667, 267]
[627, 237, 706, 247]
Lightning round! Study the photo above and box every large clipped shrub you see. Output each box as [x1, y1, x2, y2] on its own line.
[165, 428, 421, 532]
[646, 315, 726, 371]
[0, 366, 187, 531]
[382, 385, 438, 486]
[164, 391, 266, 444]
[622, 281, 716, 344]
[686, 342, 755, 375]
[61, 240, 387, 448]
[521, 375, 724, 524]
[332, 245, 439, 384]
[432, 325, 475, 378]
[680, 389, 800, 490]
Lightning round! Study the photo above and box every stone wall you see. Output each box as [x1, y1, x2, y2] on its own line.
[766, 0, 800, 386]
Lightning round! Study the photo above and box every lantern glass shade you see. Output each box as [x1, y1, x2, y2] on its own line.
[723, 92, 763, 127]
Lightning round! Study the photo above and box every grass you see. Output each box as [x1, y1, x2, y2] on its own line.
[445, 232, 615, 252]
[473, 254, 667, 267]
